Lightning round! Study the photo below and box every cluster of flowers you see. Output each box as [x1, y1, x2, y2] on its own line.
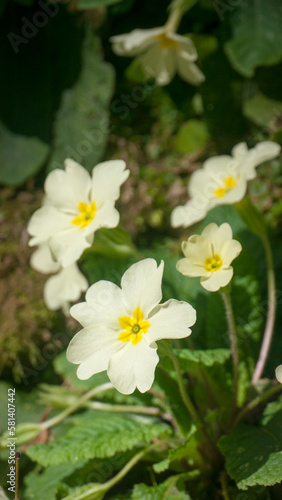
[27, 159, 129, 313]
[28, 141, 281, 394]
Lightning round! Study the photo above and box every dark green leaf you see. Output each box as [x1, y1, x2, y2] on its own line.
[0, 121, 49, 186]
[225, 0, 282, 77]
[219, 408, 282, 489]
[47, 32, 114, 173]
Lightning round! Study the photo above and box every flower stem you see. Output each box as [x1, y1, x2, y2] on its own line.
[220, 471, 230, 500]
[221, 292, 239, 412]
[165, 6, 183, 31]
[41, 382, 114, 431]
[62, 443, 161, 500]
[85, 401, 161, 416]
[252, 233, 276, 383]
[235, 198, 277, 384]
[233, 384, 282, 427]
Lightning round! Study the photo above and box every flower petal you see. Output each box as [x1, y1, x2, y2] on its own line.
[202, 223, 232, 255]
[147, 299, 196, 343]
[275, 365, 282, 384]
[110, 28, 164, 56]
[200, 267, 233, 292]
[27, 206, 70, 247]
[138, 45, 176, 86]
[169, 33, 197, 60]
[182, 234, 213, 264]
[84, 202, 120, 237]
[71, 281, 125, 329]
[44, 263, 88, 312]
[121, 258, 164, 316]
[45, 159, 91, 212]
[176, 258, 209, 278]
[240, 141, 281, 181]
[221, 239, 242, 267]
[171, 201, 207, 228]
[91, 160, 129, 208]
[177, 56, 205, 85]
[30, 243, 60, 274]
[107, 340, 159, 394]
[67, 326, 119, 379]
[49, 228, 93, 267]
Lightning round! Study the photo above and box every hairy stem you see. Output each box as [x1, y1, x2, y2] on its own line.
[252, 233, 276, 383]
[233, 384, 282, 427]
[41, 382, 114, 430]
[221, 292, 239, 412]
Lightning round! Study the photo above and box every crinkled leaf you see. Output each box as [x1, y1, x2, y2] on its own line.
[219, 408, 282, 489]
[26, 411, 170, 466]
[47, 32, 114, 172]
[24, 462, 87, 500]
[174, 348, 230, 369]
[225, 0, 282, 77]
[0, 121, 49, 186]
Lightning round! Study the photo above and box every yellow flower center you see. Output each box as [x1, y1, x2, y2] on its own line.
[118, 307, 150, 345]
[214, 176, 237, 198]
[205, 254, 223, 272]
[154, 33, 178, 49]
[72, 201, 96, 229]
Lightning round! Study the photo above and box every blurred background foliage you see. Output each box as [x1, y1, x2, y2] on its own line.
[1, 1, 282, 498]
[1, 0, 282, 380]
[0, 0, 281, 379]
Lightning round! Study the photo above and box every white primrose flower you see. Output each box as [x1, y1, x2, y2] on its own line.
[30, 243, 88, 314]
[110, 27, 204, 86]
[171, 141, 281, 228]
[27, 159, 129, 267]
[176, 223, 242, 292]
[67, 258, 196, 394]
[275, 365, 282, 384]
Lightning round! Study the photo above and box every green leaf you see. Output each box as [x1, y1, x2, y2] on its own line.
[47, 32, 114, 173]
[225, 0, 282, 77]
[26, 411, 170, 466]
[24, 462, 86, 500]
[153, 425, 203, 474]
[132, 475, 192, 500]
[174, 348, 231, 369]
[243, 92, 282, 128]
[77, 0, 122, 8]
[219, 408, 282, 489]
[175, 119, 210, 154]
[0, 121, 49, 186]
